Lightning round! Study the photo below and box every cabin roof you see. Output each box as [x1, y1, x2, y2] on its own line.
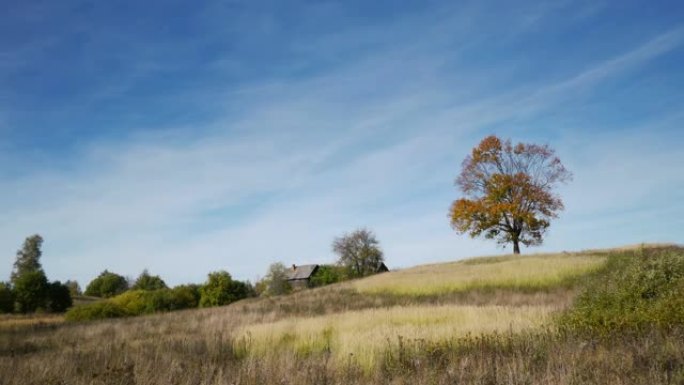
[287, 264, 319, 280]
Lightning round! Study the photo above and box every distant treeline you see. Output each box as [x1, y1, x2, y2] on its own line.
[2, 228, 387, 321]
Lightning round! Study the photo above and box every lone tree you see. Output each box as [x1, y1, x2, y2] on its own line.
[449, 135, 572, 254]
[11, 234, 45, 285]
[11, 235, 50, 312]
[333, 228, 384, 278]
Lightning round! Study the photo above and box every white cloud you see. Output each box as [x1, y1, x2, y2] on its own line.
[1, 10, 683, 287]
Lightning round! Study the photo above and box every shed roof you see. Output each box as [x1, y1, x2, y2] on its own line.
[287, 264, 318, 280]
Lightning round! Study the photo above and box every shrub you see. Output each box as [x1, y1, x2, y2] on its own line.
[199, 271, 249, 308]
[111, 287, 202, 316]
[47, 281, 73, 312]
[65, 301, 130, 321]
[170, 284, 201, 309]
[131, 269, 168, 291]
[559, 247, 684, 334]
[110, 290, 151, 314]
[0, 282, 14, 313]
[13, 270, 49, 313]
[310, 265, 346, 287]
[85, 270, 129, 298]
[65, 285, 203, 321]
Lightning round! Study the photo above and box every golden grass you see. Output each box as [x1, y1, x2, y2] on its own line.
[0, 314, 64, 330]
[2, 246, 681, 384]
[236, 304, 555, 369]
[354, 254, 606, 296]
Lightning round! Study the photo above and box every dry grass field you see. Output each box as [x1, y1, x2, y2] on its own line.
[354, 253, 605, 295]
[1, 246, 682, 385]
[0, 314, 64, 331]
[238, 304, 554, 369]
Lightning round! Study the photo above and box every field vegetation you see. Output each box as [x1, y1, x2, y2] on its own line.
[238, 304, 554, 369]
[1, 245, 682, 384]
[354, 253, 605, 295]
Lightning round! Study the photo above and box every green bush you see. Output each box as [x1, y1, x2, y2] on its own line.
[47, 281, 73, 312]
[169, 284, 201, 309]
[131, 269, 168, 291]
[65, 301, 130, 321]
[85, 270, 129, 298]
[559, 247, 684, 334]
[199, 271, 249, 308]
[65, 274, 252, 321]
[110, 290, 151, 314]
[309, 265, 346, 287]
[0, 282, 14, 313]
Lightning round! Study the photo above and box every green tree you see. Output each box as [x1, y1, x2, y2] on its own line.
[11, 235, 45, 286]
[0, 282, 14, 313]
[10, 235, 50, 312]
[333, 228, 385, 278]
[261, 262, 292, 296]
[169, 284, 201, 309]
[85, 270, 129, 298]
[47, 281, 73, 312]
[13, 270, 49, 312]
[309, 265, 346, 287]
[199, 271, 249, 308]
[131, 269, 167, 291]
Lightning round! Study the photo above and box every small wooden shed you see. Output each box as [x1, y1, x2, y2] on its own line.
[286, 264, 319, 289]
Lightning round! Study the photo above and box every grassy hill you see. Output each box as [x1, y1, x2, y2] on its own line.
[1, 245, 683, 384]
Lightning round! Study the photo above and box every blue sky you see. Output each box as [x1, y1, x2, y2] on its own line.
[1, 0, 683, 287]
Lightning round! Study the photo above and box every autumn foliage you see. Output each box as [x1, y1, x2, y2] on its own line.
[450, 135, 572, 254]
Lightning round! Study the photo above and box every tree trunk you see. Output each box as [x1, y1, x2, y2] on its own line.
[513, 239, 520, 254]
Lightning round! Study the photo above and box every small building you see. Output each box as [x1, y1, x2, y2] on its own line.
[375, 262, 389, 273]
[286, 264, 319, 289]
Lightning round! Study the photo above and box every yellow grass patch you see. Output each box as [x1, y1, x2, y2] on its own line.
[236, 304, 554, 368]
[0, 314, 64, 330]
[354, 254, 606, 295]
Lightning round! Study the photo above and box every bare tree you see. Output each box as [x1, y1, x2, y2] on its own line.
[333, 228, 384, 278]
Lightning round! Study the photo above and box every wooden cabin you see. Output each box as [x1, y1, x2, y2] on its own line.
[286, 264, 319, 289]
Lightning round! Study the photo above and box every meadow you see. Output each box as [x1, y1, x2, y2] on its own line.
[1, 245, 683, 385]
[353, 253, 605, 295]
[237, 304, 554, 369]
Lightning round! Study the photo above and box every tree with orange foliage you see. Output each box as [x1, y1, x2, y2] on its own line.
[449, 135, 572, 254]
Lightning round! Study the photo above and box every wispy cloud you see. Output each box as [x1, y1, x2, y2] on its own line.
[1, 1, 682, 286]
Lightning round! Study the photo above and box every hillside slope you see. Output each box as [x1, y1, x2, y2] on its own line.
[1, 245, 682, 385]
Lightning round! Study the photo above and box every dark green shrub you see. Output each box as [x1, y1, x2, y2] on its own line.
[0, 282, 14, 313]
[169, 284, 201, 309]
[85, 270, 129, 298]
[13, 270, 49, 313]
[131, 269, 168, 291]
[65, 301, 130, 321]
[47, 281, 73, 312]
[199, 271, 249, 308]
[560, 247, 684, 334]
